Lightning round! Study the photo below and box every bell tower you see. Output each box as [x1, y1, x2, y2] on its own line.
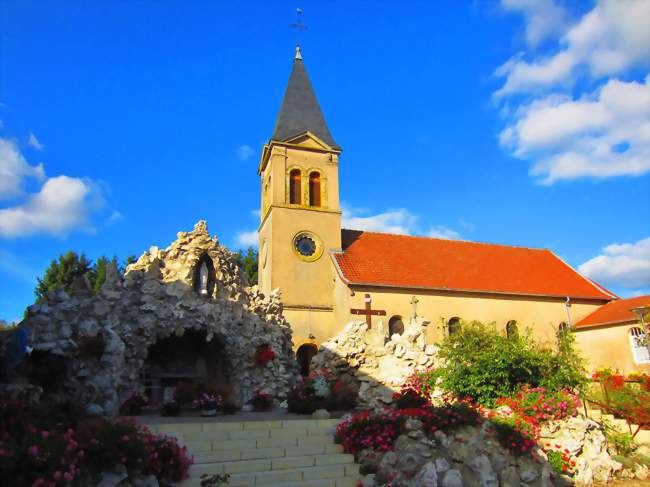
[257, 46, 342, 347]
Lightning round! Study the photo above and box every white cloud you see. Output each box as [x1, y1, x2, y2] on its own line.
[426, 226, 462, 240]
[237, 145, 254, 161]
[0, 175, 105, 238]
[496, 0, 650, 97]
[494, 0, 650, 184]
[501, 0, 568, 47]
[579, 237, 650, 289]
[107, 211, 123, 225]
[0, 126, 111, 238]
[342, 207, 419, 235]
[500, 76, 650, 183]
[342, 205, 463, 240]
[234, 230, 258, 247]
[28, 132, 44, 150]
[0, 138, 45, 199]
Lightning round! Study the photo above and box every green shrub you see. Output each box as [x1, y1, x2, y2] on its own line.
[546, 449, 575, 476]
[602, 418, 638, 456]
[427, 321, 586, 406]
[496, 386, 580, 426]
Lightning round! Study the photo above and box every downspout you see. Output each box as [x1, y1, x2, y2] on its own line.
[565, 297, 573, 328]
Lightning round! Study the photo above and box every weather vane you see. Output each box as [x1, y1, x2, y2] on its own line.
[290, 6, 308, 46]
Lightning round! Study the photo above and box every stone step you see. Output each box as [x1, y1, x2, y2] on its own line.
[183, 463, 360, 486]
[261, 479, 360, 487]
[192, 444, 345, 463]
[149, 418, 340, 436]
[635, 429, 650, 444]
[153, 418, 360, 487]
[178, 427, 335, 442]
[186, 434, 339, 453]
[189, 453, 355, 476]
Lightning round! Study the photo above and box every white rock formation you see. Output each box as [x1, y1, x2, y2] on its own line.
[21, 220, 299, 415]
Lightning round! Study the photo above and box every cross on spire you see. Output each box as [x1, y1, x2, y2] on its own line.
[290, 7, 308, 32]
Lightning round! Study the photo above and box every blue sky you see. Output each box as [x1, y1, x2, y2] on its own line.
[1, 0, 649, 322]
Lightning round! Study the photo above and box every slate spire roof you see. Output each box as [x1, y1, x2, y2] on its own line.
[271, 46, 340, 150]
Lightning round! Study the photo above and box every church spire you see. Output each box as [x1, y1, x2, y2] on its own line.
[271, 46, 340, 150]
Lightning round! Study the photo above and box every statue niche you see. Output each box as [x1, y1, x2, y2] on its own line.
[192, 254, 217, 297]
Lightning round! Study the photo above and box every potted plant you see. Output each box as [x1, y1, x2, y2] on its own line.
[193, 393, 223, 416]
[255, 345, 277, 367]
[250, 391, 274, 412]
[120, 390, 149, 415]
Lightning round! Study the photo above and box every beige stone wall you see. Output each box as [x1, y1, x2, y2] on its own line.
[277, 254, 610, 351]
[573, 323, 650, 375]
[258, 138, 342, 331]
[338, 283, 605, 346]
[284, 307, 335, 350]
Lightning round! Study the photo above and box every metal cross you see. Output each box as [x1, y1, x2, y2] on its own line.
[290, 7, 308, 32]
[351, 294, 386, 330]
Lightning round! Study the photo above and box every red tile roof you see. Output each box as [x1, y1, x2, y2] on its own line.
[332, 230, 616, 301]
[575, 295, 650, 328]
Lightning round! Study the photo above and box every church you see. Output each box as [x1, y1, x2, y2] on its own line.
[256, 47, 646, 374]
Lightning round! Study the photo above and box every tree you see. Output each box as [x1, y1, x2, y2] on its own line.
[34, 252, 135, 301]
[236, 247, 258, 286]
[35, 251, 94, 301]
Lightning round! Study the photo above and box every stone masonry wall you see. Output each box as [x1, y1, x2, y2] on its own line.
[311, 317, 438, 409]
[20, 220, 299, 415]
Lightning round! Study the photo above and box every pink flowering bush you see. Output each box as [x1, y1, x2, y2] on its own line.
[335, 410, 404, 455]
[489, 415, 539, 457]
[335, 402, 483, 456]
[496, 387, 580, 427]
[0, 400, 193, 486]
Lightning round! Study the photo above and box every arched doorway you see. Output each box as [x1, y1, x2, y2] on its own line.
[296, 343, 318, 377]
[145, 329, 229, 406]
[388, 315, 404, 337]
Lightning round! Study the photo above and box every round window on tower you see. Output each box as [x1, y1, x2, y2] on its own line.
[292, 231, 323, 262]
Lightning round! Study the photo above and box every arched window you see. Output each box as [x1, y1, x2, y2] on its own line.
[289, 169, 301, 204]
[309, 171, 321, 207]
[448, 317, 461, 336]
[506, 320, 518, 339]
[296, 343, 318, 376]
[388, 315, 404, 337]
[629, 327, 650, 364]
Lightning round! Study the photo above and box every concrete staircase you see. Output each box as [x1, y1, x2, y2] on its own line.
[147, 418, 360, 487]
[583, 408, 650, 444]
